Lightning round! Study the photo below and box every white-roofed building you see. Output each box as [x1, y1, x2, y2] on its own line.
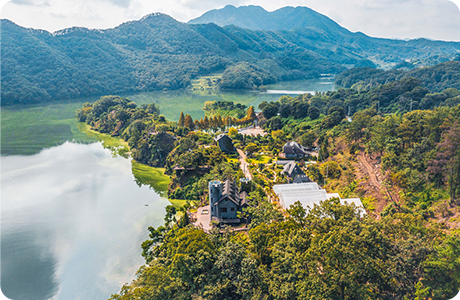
[273, 182, 366, 214]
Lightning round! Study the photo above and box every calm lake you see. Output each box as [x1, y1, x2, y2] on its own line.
[1, 78, 334, 300]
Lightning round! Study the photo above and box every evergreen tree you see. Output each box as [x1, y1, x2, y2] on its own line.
[247, 106, 257, 121]
[184, 114, 194, 129]
[178, 111, 185, 127]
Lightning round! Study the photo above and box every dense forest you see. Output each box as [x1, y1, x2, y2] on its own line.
[219, 62, 277, 90]
[109, 199, 459, 300]
[261, 77, 460, 118]
[335, 61, 460, 92]
[3, 5, 460, 105]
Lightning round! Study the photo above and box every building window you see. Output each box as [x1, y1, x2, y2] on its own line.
[231, 207, 235, 211]
[220, 207, 227, 213]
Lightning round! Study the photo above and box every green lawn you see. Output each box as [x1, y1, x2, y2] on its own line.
[227, 157, 240, 164]
[168, 199, 199, 209]
[131, 161, 171, 197]
[248, 155, 272, 164]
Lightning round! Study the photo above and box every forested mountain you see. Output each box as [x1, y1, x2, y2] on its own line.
[1, 15, 229, 105]
[0, 14, 348, 105]
[2, 7, 460, 105]
[190, 5, 460, 66]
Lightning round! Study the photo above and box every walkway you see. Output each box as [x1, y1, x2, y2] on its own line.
[237, 149, 253, 179]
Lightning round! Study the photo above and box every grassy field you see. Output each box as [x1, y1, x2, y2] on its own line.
[168, 199, 199, 209]
[131, 161, 171, 197]
[227, 157, 240, 164]
[190, 74, 222, 95]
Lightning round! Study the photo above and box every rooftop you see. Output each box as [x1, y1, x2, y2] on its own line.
[273, 182, 366, 214]
[214, 134, 231, 141]
[283, 141, 309, 154]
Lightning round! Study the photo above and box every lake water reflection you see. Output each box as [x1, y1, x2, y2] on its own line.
[1, 142, 170, 299]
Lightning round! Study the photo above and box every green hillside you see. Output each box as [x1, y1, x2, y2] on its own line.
[2, 7, 460, 106]
[190, 5, 460, 67]
[335, 61, 460, 92]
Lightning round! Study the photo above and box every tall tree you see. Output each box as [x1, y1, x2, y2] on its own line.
[428, 122, 460, 203]
[203, 116, 210, 129]
[247, 106, 257, 121]
[184, 114, 194, 130]
[178, 111, 185, 127]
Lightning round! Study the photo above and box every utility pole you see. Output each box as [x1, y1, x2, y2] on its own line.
[410, 99, 413, 112]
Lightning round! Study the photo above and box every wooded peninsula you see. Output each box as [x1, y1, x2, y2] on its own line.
[76, 58, 460, 300]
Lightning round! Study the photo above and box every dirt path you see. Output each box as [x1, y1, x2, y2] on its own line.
[237, 149, 252, 179]
[358, 151, 381, 188]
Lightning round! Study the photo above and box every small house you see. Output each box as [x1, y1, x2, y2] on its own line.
[209, 180, 248, 225]
[280, 141, 309, 159]
[281, 161, 310, 183]
[214, 134, 236, 153]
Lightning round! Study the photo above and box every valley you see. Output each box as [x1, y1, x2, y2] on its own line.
[2, 4, 460, 300]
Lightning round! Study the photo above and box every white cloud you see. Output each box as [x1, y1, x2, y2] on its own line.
[8, 0, 49, 6]
[105, 0, 131, 8]
[0, 0, 459, 41]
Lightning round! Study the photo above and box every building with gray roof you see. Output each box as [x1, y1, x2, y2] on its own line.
[209, 180, 248, 225]
[280, 141, 310, 159]
[273, 182, 365, 215]
[214, 134, 236, 153]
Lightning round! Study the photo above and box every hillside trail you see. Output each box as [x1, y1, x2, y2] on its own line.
[237, 149, 253, 179]
[358, 151, 381, 189]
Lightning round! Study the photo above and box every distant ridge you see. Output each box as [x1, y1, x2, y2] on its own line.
[188, 5, 348, 34]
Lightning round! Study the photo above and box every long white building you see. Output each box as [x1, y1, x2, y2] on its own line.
[273, 182, 366, 214]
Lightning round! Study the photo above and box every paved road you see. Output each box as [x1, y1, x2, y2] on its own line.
[237, 149, 253, 179]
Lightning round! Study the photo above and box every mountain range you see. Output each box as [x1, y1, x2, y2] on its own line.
[2, 5, 460, 105]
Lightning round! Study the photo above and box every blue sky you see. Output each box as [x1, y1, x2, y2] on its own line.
[1, 0, 460, 41]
